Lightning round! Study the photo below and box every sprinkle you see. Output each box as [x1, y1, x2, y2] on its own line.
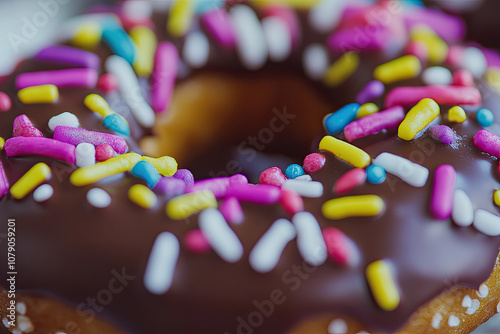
[374, 55, 421, 84]
[35, 45, 100, 69]
[430, 165, 456, 220]
[473, 209, 500, 236]
[333, 168, 366, 194]
[319, 136, 371, 168]
[131, 161, 160, 188]
[151, 42, 179, 113]
[282, 179, 323, 198]
[15, 302, 26, 315]
[10, 163, 51, 200]
[129, 26, 157, 77]
[461, 47, 487, 78]
[366, 165, 386, 184]
[292, 212, 327, 266]
[327, 319, 348, 334]
[452, 69, 474, 87]
[323, 227, 358, 267]
[295, 174, 312, 182]
[309, 0, 347, 32]
[355, 81, 385, 105]
[452, 189, 474, 227]
[485, 67, 500, 93]
[16, 315, 34, 333]
[366, 260, 400, 311]
[431, 313, 443, 329]
[17, 84, 59, 104]
[70, 153, 141, 186]
[372, 152, 429, 187]
[473, 130, 500, 158]
[356, 103, 379, 119]
[103, 114, 130, 136]
[398, 98, 440, 141]
[144, 232, 180, 294]
[5, 137, 76, 164]
[429, 125, 455, 145]
[155, 177, 185, 198]
[448, 106, 466, 123]
[199, 208, 243, 263]
[86, 188, 111, 208]
[322, 195, 384, 220]
[84, 94, 114, 118]
[184, 229, 210, 253]
[448, 315, 460, 327]
[167, 0, 194, 36]
[249, 218, 296, 273]
[262, 16, 291, 62]
[200, 8, 236, 49]
[410, 26, 448, 64]
[477, 284, 489, 298]
[494, 190, 500, 207]
[323, 52, 359, 87]
[225, 183, 281, 204]
[142, 156, 178, 177]
[95, 144, 115, 162]
[0, 137, 4, 150]
[97, 73, 118, 93]
[0, 92, 12, 112]
[285, 164, 304, 179]
[33, 184, 54, 202]
[279, 188, 303, 214]
[220, 196, 244, 224]
[422, 66, 452, 86]
[462, 295, 472, 308]
[13, 114, 43, 137]
[0, 161, 8, 199]
[466, 299, 480, 315]
[173, 169, 194, 187]
[345, 106, 405, 142]
[324, 103, 360, 135]
[105, 55, 155, 127]
[259, 167, 287, 186]
[166, 190, 217, 219]
[128, 184, 157, 209]
[186, 174, 246, 199]
[303, 44, 328, 80]
[476, 108, 494, 127]
[405, 41, 428, 62]
[71, 21, 102, 50]
[183, 31, 210, 68]
[48, 112, 80, 131]
[54, 126, 128, 154]
[101, 18, 136, 64]
[16, 68, 98, 90]
[75, 143, 96, 168]
[385, 85, 481, 108]
[261, 4, 300, 46]
[303, 153, 326, 174]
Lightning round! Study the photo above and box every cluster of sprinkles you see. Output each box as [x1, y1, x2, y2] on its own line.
[1, 0, 500, 328]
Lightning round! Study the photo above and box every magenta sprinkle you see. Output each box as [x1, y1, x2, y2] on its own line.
[261, 4, 300, 46]
[327, 25, 390, 53]
[259, 167, 287, 187]
[473, 130, 500, 158]
[155, 177, 186, 198]
[186, 174, 247, 199]
[201, 8, 237, 49]
[405, 41, 428, 62]
[225, 183, 281, 205]
[452, 69, 473, 87]
[13, 115, 43, 138]
[429, 125, 455, 145]
[279, 188, 303, 215]
[151, 42, 179, 113]
[403, 7, 465, 42]
[334, 168, 367, 194]
[5, 137, 76, 164]
[53, 126, 128, 154]
[35, 45, 100, 69]
[95, 144, 115, 162]
[16, 68, 98, 90]
[172, 169, 194, 187]
[219, 196, 244, 224]
[97, 73, 119, 93]
[323, 227, 352, 267]
[303, 153, 326, 174]
[0, 92, 11, 112]
[430, 164, 456, 220]
[355, 80, 385, 105]
[184, 229, 211, 254]
[344, 106, 405, 142]
[385, 86, 481, 108]
[0, 161, 9, 199]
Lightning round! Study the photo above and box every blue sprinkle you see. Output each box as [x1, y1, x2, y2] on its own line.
[132, 161, 160, 188]
[103, 114, 130, 136]
[285, 164, 305, 179]
[324, 103, 360, 134]
[196, 0, 223, 14]
[476, 108, 494, 127]
[366, 165, 386, 184]
[101, 18, 136, 64]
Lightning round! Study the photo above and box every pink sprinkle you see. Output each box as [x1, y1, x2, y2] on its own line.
[261, 4, 300, 46]
[473, 129, 500, 158]
[97, 73, 118, 93]
[446, 45, 464, 68]
[429, 125, 455, 145]
[303, 153, 326, 174]
[225, 183, 281, 205]
[355, 80, 384, 105]
[322, 227, 354, 266]
[95, 144, 115, 162]
[279, 188, 303, 215]
[259, 167, 287, 187]
[201, 8, 237, 49]
[405, 41, 428, 62]
[184, 229, 211, 253]
[13, 115, 43, 138]
[0, 161, 9, 199]
[452, 69, 473, 87]
[53, 126, 128, 154]
[151, 42, 179, 113]
[0, 92, 11, 112]
[430, 164, 456, 220]
[186, 175, 247, 199]
[385, 86, 481, 108]
[220, 196, 244, 224]
[16, 68, 98, 90]
[5, 137, 76, 164]
[334, 168, 366, 194]
[344, 106, 405, 142]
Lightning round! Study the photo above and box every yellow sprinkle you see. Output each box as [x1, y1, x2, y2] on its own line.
[10, 163, 51, 200]
[322, 195, 384, 220]
[71, 22, 102, 50]
[357, 103, 379, 118]
[0, 137, 4, 150]
[398, 98, 440, 141]
[366, 260, 400, 311]
[18, 84, 59, 104]
[250, 0, 320, 8]
[167, 0, 194, 37]
[84, 94, 114, 118]
[494, 190, 500, 207]
[319, 135, 371, 168]
[485, 67, 500, 94]
[374, 55, 421, 84]
[166, 190, 217, 220]
[70, 153, 141, 186]
[448, 106, 466, 123]
[130, 26, 157, 77]
[129, 184, 158, 209]
[323, 52, 360, 87]
[411, 25, 448, 64]
[142, 156, 178, 177]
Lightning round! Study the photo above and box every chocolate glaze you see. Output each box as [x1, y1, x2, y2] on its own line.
[1, 3, 500, 333]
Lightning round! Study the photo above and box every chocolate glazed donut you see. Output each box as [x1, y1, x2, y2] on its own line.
[0, 1, 500, 333]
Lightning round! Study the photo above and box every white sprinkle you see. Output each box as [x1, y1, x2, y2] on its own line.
[230, 5, 268, 70]
[12, 329, 22, 334]
[122, 0, 153, 21]
[452, 189, 474, 227]
[33, 184, 53, 202]
[199, 208, 243, 263]
[431, 313, 443, 329]
[282, 179, 323, 198]
[16, 301, 27, 315]
[2, 318, 10, 328]
[448, 315, 460, 327]
[497, 300, 500, 313]
[328, 319, 347, 334]
[75, 143, 96, 168]
[262, 17, 291, 62]
[461, 47, 487, 78]
[462, 295, 472, 308]
[477, 284, 489, 298]
[144, 231, 180, 295]
[249, 219, 296, 273]
[309, 0, 348, 33]
[292, 212, 327, 266]
[86, 188, 111, 208]
[105, 55, 155, 127]
[372, 152, 429, 187]
[295, 174, 312, 182]
[473, 209, 500, 236]
[466, 299, 480, 315]
[422, 66, 452, 86]
[17, 315, 34, 332]
[183, 31, 210, 68]
[303, 44, 328, 80]
[48, 112, 80, 131]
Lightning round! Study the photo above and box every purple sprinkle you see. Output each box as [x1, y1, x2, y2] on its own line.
[355, 80, 385, 105]
[219, 196, 244, 224]
[155, 177, 186, 198]
[173, 169, 194, 187]
[16, 68, 98, 90]
[53, 126, 128, 154]
[429, 125, 455, 145]
[35, 45, 100, 70]
[201, 8, 237, 49]
[225, 183, 281, 205]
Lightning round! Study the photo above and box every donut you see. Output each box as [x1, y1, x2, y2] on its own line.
[0, 0, 500, 333]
